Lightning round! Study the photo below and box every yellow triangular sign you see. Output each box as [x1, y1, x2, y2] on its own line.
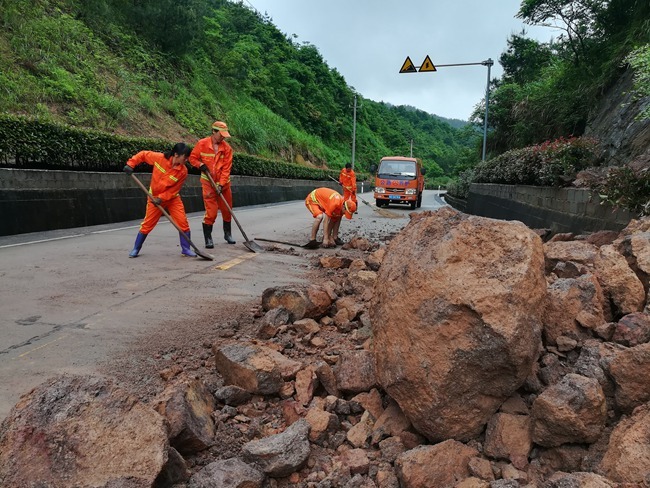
[419, 55, 437, 72]
[399, 56, 417, 73]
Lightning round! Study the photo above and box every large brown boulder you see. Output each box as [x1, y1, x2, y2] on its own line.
[605, 341, 650, 412]
[543, 274, 606, 345]
[154, 378, 216, 455]
[261, 285, 333, 320]
[598, 403, 650, 484]
[531, 373, 607, 447]
[371, 208, 546, 442]
[594, 244, 645, 318]
[0, 375, 169, 487]
[395, 440, 478, 488]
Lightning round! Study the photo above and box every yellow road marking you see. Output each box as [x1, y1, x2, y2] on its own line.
[13, 335, 68, 359]
[213, 253, 257, 270]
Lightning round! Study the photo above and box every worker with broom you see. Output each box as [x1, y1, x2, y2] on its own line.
[189, 120, 236, 248]
[338, 162, 357, 207]
[305, 187, 357, 248]
[123, 143, 196, 258]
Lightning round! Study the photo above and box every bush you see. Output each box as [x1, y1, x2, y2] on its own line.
[597, 166, 650, 216]
[473, 136, 600, 187]
[446, 169, 475, 199]
[0, 114, 340, 180]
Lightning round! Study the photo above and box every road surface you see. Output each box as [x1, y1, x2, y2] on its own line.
[0, 190, 447, 420]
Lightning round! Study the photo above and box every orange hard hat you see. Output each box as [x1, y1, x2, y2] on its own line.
[343, 200, 357, 219]
[211, 121, 231, 137]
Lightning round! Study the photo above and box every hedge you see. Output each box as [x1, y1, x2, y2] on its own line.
[0, 114, 340, 181]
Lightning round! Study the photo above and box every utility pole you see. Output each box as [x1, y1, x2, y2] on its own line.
[351, 94, 357, 169]
[410, 139, 413, 157]
[481, 58, 493, 162]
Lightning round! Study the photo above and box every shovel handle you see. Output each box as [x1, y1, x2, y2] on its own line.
[201, 170, 251, 242]
[129, 174, 212, 260]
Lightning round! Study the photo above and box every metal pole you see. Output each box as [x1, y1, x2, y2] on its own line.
[481, 58, 493, 162]
[351, 94, 357, 169]
[410, 139, 413, 157]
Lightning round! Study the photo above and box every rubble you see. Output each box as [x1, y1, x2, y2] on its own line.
[3, 209, 650, 487]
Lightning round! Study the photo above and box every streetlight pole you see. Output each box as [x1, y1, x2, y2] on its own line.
[399, 57, 494, 162]
[351, 94, 357, 170]
[481, 58, 493, 162]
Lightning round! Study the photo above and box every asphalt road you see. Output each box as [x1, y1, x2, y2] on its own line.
[0, 190, 447, 420]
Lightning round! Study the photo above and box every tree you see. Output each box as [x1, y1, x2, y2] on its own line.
[517, 0, 607, 62]
[499, 32, 555, 84]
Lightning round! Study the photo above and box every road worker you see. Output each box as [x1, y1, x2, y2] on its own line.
[305, 187, 357, 248]
[123, 143, 196, 258]
[189, 120, 235, 248]
[338, 162, 357, 206]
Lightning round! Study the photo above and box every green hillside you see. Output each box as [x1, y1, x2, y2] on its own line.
[0, 0, 478, 182]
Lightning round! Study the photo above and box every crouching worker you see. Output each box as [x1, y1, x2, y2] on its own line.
[123, 143, 196, 258]
[305, 187, 357, 248]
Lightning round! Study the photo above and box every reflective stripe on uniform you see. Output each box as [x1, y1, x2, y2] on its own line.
[154, 162, 166, 173]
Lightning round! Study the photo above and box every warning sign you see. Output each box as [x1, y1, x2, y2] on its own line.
[419, 55, 436, 72]
[399, 56, 417, 73]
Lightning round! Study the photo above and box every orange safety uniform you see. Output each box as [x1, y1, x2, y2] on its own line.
[339, 167, 357, 204]
[305, 188, 346, 220]
[126, 151, 190, 235]
[189, 136, 234, 225]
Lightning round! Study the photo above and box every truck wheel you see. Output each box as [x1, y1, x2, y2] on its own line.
[416, 193, 422, 208]
[410, 200, 417, 209]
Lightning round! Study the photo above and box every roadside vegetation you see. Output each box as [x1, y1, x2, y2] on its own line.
[0, 0, 477, 186]
[448, 0, 650, 214]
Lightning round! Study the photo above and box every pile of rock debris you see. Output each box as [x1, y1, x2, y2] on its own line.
[2, 206, 650, 488]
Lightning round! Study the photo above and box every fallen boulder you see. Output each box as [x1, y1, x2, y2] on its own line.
[0, 375, 168, 488]
[154, 378, 216, 455]
[214, 342, 301, 395]
[261, 285, 333, 321]
[531, 373, 606, 447]
[371, 208, 546, 442]
[241, 418, 311, 477]
[188, 457, 264, 488]
[598, 403, 650, 484]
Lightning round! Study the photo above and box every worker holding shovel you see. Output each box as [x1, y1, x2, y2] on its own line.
[189, 120, 236, 248]
[338, 162, 357, 206]
[123, 143, 196, 258]
[305, 187, 357, 248]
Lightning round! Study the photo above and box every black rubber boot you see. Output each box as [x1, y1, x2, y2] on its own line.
[202, 223, 214, 248]
[223, 221, 236, 244]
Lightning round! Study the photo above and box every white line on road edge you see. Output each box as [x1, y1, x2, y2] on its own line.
[0, 234, 85, 249]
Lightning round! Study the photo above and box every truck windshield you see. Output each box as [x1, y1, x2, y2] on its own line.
[377, 160, 416, 179]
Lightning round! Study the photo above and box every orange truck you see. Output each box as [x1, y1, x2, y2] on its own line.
[372, 156, 426, 209]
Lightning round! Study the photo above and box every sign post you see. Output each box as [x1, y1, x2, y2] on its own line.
[400, 56, 493, 161]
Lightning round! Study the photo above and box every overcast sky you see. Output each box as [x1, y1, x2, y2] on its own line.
[241, 0, 555, 121]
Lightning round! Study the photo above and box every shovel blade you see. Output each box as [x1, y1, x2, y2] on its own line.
[194, 248, 215, 260]
[244, 240, 265, 253]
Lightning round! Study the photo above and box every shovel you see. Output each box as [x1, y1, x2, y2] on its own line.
[256, 238, 321, 249]
[328, 175, 401, 218]
[130, 174, 214, 260]
[201, 170, 264, 253]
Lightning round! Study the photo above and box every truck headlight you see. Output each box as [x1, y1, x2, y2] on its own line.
[375, 187, 385, 194]
[405, 188, 416, 195]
